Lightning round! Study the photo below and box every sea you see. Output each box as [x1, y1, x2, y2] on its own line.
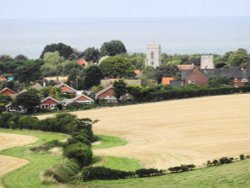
[0, 17, 250, 59]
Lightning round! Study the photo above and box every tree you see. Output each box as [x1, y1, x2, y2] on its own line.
[228, 48, 250, 67]
[14, 60, 43, 83]
[113, 80, 127, 103]
[99, 56, 134, 78]
[14, 55, 28, 62]
[41, 51, 64, 76]
[100, 40, 127, 56]
[154, 66, 179, 83]
[15, 92, 40, 113]
[208, 77, 229, 87]
[83, 47, 100, 63]
[83, 66, 103, 89]
[40, 43, 73, 59]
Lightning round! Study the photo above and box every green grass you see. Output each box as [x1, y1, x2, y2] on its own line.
[0, 129, 69, 188]
[93, 135, 127, 149]
[85, 159, 250, 188]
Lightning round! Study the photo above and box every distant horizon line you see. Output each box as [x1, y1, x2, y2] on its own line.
[1, 16, 250, 21]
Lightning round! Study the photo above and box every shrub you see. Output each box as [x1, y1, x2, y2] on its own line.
[63, 143, 92, 167]
[44, 159, 80, 183]
[219, 157, 234, 164]
[240, 154, 245, 160]
[82, 167, 135, 181]
[168, 164, 196, 173]
[31, 140, 64, 152]
[67, 133, 91, 146]
[18, 116, 39, 129]
[135, 168, 165, 178]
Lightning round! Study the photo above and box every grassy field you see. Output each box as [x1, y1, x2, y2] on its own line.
[86, 159, 250, 188]
[0, 129, 69, 188]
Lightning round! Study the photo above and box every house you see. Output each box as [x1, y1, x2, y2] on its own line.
[5, 103, 27, 114]
[62, 94, 94, 106]
[56, 83, 77, 96]
[100, 79, 141, 88]
[177, 64, 195, 71]
[162, 77, 175, 86]
[77, 59, 88, 66]
[95, 85, 117, 103]
[30, 83, 43, 90]
[44, 76, 69, 83]
[182, 68, 208, 85]
[0, 87, 17, 95]
[0, 75, 7, 82]
[202, 67, 250, 87]
[39, 96, 60, 110]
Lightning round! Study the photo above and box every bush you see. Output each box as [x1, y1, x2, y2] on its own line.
[44, 159, 80, 183]
[18, 116, 39, 129]
[219, 157, 234, 164]
[67, 133, 91, 146]
[63, 143, 92, 167]
[82, 167, 135, 181]
[135, 168, 165, 178]
[31, 140, 64, 152]
[240, 154, 245, 160]
[168, 164, 196, 173]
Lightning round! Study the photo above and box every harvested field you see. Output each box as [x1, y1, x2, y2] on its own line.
[0, 133, 37, 178]
[40, 94, 250, 169]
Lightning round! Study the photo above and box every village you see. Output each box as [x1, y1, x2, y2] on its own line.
[0, 43, 250, 114]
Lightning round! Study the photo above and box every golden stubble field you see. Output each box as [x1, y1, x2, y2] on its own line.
[0, 133, 37, 179]
[42, 94, 250, 169]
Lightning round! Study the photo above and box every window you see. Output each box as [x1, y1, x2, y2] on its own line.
[151, 52, 154, 59]
[151, 61, 154, 66]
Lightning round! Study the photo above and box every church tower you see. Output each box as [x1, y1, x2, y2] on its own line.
[200, 55, 215, 70]
[145, 44, 162, 68]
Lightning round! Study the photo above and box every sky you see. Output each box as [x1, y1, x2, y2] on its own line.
[0, 0, 250, 19]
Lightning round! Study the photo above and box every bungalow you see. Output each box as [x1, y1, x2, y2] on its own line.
[182, 68, 208, 85]
[202, 67, 250, 87]
[39, 96, 60, 110]
[5, 103, 26, 114]
[56, 83, 77, 96]
[0, 87, 17, 95]
[95, 85, 117, 103]
[162, 77, 175, 86]
[63, 94, 94, 106]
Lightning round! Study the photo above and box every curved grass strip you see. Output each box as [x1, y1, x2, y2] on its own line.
[93, 135, 127, 149]
[0, 129, 68, 188]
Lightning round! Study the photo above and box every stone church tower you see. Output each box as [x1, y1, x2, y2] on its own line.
[200, 55, 215, 70]
[145, 44, 162, 68]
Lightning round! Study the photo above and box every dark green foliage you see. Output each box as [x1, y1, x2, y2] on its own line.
[155, 66, 179, 83]
[208, 77, 230, 87]
[15, 92, 40, 113]
[240, 154, 245, 160]
[31, 140, 64, 152]
[83, 66, 103, 89]
[67, 133, 91, 146]
[66, 102, 97, 111]
[0, 113, 19, 128]
[0, 94, 12, 106]
[207, 157, 234, 167]
[44, 159, 80, 183]
[113, 79, 127, 103]
[82, 167, 135, 181]
[100, 40, 127, 56]
[18, 116, 39, 129]
[63, 142, 92, 167]
[168, 164, 196, 173]
[40, 43, 73, 59]
[83, 47, 100, 62]
[99, 56, 135, 78]
[135, 168, 165, 178]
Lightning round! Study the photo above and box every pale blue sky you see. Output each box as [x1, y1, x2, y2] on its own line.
[0, 0, 250, 19]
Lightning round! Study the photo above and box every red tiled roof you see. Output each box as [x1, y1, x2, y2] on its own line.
[177, 64, 195, 71]
[162, 77, 175, 85]
[77, 59, 88, 66]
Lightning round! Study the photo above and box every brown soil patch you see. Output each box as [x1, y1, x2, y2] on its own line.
[39, 94, 250, 169]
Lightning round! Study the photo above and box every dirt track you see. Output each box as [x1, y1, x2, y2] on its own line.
[0, 133, 37, 187]
[40, 94, 250, 169]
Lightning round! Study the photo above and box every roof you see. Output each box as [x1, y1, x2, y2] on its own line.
[77, 59, 88, 66]
[63, 94, 94, 105]
[44, 76, 69, 83]
[162, 77, 175, 85]
[0, 75, 7, 82]
[95, 85, 114, 98]
[56, 83, 77, 93]
[134, 70, 142, 75]
[177, 64, 195, 71]
[202, 67, 250, 79]
[0, 87, 17, 95]
[40, 96, 60, 104]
